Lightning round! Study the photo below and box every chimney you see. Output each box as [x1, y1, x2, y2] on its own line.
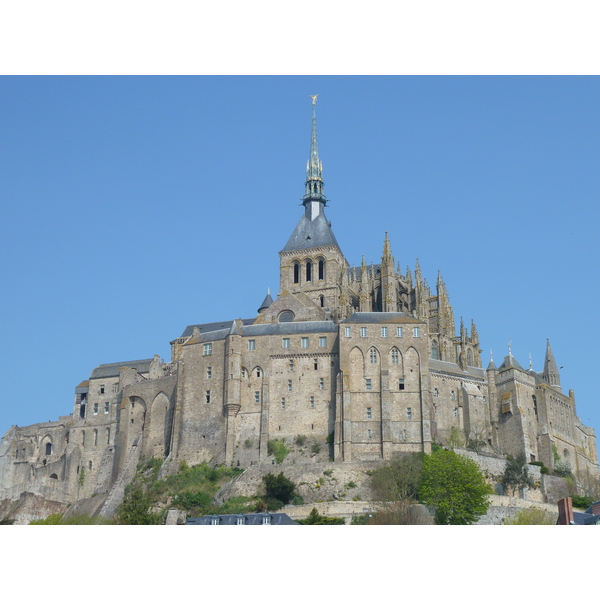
[557, 497, 574, 525]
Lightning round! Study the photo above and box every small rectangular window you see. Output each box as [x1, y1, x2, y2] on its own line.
[104, 402, 110, 414]
[397, 327, 403, 337]
[314, 359, 318, 370]
[203, 343, 212, 356]
[407, 407, 412, 420]
[289, 359, 294, 372]
[207, 366, 212, 379]
[381, 327, 388, 338]
[345, 326, 351, 338]
[413, 327, 420, 338]
[319, 378, 325, 390]
[360, 327, 367, 338]
[310, 396, 315, 409]
[99, 385, 105, 395]
[281, 398, 286, 409]
[112, 382, 119, 393]
[366, 379, 372, 390]
[93, 403, 99, 415]
[248, 339, 256, 351]
[288, 380, 292, 392]
[282, 338, 290, 349]
[255, 391, 260, 403]
[301, 337, 309, 348]
[206, 391, 211, 404]
[367, 407, 372, 419]
[399, 378, 405, 390]
[319, 336, 327, 348]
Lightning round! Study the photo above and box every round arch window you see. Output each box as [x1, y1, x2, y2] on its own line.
[279, 311, 295, 323]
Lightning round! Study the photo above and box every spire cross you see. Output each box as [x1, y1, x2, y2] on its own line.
[508, 338, 512, 356]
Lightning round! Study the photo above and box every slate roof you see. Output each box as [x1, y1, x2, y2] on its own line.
[179, 319, 255, 338]
[242, 321, 337, 337]
[90, 359, 154, 380]
[280, 210, 340, 253]
[186, 512, 298, 525]
[429, 358, 486, 379]
[498, 354, 527, 373]
[342, 312, 423, 324]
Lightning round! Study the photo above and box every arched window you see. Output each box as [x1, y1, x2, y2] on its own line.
[318, 259, 325, 280]
[45, 442, 52, 456]
[369, 348, 378, 364]
[93, 429, 98, 446]
[50, 473, 58, 480]
[306, 260, 312, 282]
[431, 339, 439, 360]
[391, 348, 399, 364]
[319, 295, 325, 307]
[293, 262, 300, 284]
[279, 310, 294, 323]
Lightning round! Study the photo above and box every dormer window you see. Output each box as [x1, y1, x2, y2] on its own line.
[236, 515, 245, 525]
[211, 516, 219, 525]
[262, 513, 271, 525]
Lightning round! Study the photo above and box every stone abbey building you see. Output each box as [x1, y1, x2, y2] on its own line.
[1, 99, 598, 515]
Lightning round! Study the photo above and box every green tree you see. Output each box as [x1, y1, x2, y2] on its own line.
[369, 453, 424, 502]
[501, 454, 533, 495]
[418, 450, 492, 525]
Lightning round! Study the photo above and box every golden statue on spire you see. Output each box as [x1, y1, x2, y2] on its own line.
[310, 94, 319, 105]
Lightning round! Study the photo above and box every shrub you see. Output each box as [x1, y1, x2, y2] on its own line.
[369, 452, 424, 502]
[263, 472, 295, 505]
[504, 507, 556, 525]
[267, 439, 289, 464]
[311, 442, 321, 454]
[367, 501, 434, 525]
[571, 495, 595, 509]
[117, 486, 162, 525]
[296, 507, 345, 525]
[295, 435, 307, 447]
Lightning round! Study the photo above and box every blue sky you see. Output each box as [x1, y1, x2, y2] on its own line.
[1, 75, 600, 440]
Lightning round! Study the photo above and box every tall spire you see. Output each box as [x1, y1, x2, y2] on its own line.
[543, 338, 562, 389]
[303, 95, 326, 212]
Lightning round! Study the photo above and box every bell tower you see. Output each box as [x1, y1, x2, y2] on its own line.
[279, 95, 348, 315]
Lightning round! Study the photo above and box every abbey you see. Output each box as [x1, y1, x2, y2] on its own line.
[1, 99, 598, 517]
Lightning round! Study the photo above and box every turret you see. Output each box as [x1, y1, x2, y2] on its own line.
[542, 339, 561, 390]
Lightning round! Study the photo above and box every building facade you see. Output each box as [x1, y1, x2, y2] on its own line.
[1, 99, 598, 514]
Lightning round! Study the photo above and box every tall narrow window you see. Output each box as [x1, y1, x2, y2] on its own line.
[207, 366, 212, 379]
[399, 378, 405, 390]
[407, 407, 412, 420]
[206, 391, 211, 404]
[106, 428, 110, 444]
[366, 379, 372, 390]
[203, 343, 212, 356]
[319, 378, 325, 390]
[93, 429, 98, 446]
[255, 391, 260, 403]
[293, 263, 300, 284]
[45, 442, 52, 456]
[367, 407, 372, 419]
[360, 327, 367, 337]
[289, 359, 294, 372]
[381, 327, 388, 338]
[391, 348, 399, 364]
[314, 359, 318, 370]
[413, 327, 420, 338]
[370, 348, 378, 363]
[320, 295, 325, 307]
[93, 403, 99, 415]
[100, 385, 105, 395]
[397, 327, 403, 337]
[288, 380, 293, 392]
[310, 396, 315, 409]
[318, 259, 325, 280]
[281, 398, 286, 409]
[248, 340, 256, 351]
[345, 327, 351, 338]
[301, 337, 309, 348]
[306, 261, 312, 282]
